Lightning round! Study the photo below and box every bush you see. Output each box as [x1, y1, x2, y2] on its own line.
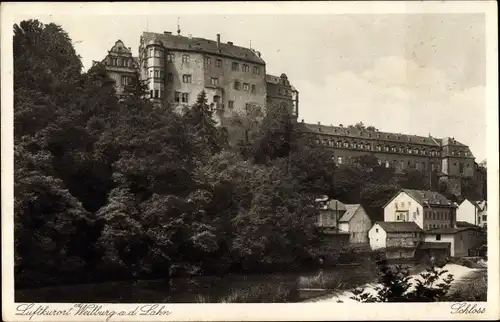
[350, 259, 454, 302]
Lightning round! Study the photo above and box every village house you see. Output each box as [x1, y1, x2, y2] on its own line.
[477, 201, 487, 228]
[338, 204, 372, 244]
[368, 221, 424, 260]
[383, 189, 457, 230]
[456, 199, 487, 227]
[315, 197, 350, 252]
[424, 226, 484, 257]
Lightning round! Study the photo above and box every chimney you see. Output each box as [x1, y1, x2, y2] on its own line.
[257, 51, 261, 57]
[318, 121, 321, 126]
[227, 41, 233, 45]
[128, 47, 131, 51]
[301, 119, 304, 123]
[217, 34, 221, 50]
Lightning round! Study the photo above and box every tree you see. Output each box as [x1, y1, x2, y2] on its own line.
[351, 259, 454, 302]
[252, 103, 297, 164]
[397, 169, 430, 190]
[348, 122, 378, 132]
[225, 104, 264, 157]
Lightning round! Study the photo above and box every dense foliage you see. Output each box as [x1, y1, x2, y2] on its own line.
[350, 259, 454, 302]
[13, 20, 485, 288]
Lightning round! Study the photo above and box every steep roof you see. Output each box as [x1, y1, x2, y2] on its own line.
[141, 32, 265, 65]
[460, 199, 486, 211]
[402, 189, 455, 208]
[375, 221, 424, 233]
[298, 123, 474, 158]
[456, 221, 480, 228]
[339, 204, 361, 222]
[300, 123, 441, 147]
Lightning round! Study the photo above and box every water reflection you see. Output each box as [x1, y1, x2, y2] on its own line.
[16, 265, 378, 303]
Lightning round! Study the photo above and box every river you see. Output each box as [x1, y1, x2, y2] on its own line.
[16, 263, 386, 303]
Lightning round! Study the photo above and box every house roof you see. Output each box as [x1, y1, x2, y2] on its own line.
[426, 227, 480, 234]
[141, 32, 266, 65]
[375, 221, 424, 233]
[339, 204, 361, 222]
[403, 189, 455, 208]
[456, 221, 480, 228]
[383, 189, 455, 209]
[460, 199, 487, 211]
[419, 242, 451, 250]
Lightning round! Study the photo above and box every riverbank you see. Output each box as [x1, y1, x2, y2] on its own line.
[304, 264, 482, 303]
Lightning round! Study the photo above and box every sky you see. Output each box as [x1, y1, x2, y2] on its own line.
[14, 12, 487, 161]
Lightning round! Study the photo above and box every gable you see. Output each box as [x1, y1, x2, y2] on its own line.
[109, 40, 131, 54]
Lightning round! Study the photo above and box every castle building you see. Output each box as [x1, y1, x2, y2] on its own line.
[97, 31, 298, 123]
[138, 31, 270, 120]
[94, 32, 480, 197]
[265, 73, 299, 117]
[92, 40, 139, 97]
[298, 122, 476, 195]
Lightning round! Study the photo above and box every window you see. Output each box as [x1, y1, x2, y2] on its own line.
[149, 49, 153, 57]
[243, 64, 249, 72]
[337, 156, 343, 164]
[375, 228, 379, 233]
[213, 95, 221, 103]
[150, 90, 153, 98]
[204, 57, 212, 65]
[167, 53, 174, 62]
[482, 215, 487, 221]
[182, 75, 192, 83]
[182, 54, 190, 64]
[251, 84, 256, 93]
[232, 62, 239, 71]
[215, 59, 223, 68]
[436, 234, 442, 241]
[253, 66, 260, 75]
[234, 81, 241, 90]
[161, 89, 164, 98]
[181, 93, 189, 103]
[175, 92, 181, 102]
[121, 76, 129, 85]
[154, 70, 159, 78]
[167, 73, 174, 82]
[243, 83, 250, 91]
[385, 161, 390, 168]
[154, 89, 159, 98]
[149, 70, 153, 78]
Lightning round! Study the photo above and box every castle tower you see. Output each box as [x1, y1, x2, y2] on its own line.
[144, 39, 165, 101]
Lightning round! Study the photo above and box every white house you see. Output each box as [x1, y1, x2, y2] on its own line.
[368, 221, 424, 259]
[424, 226, 484, 257]
[477, 201, 487, 228]
[383, 189, 457, 231]
[457, 199, 487, 227]
[338, 204, 372, 244]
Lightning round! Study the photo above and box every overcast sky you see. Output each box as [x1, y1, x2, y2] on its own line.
[15, 13, 487, 161]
